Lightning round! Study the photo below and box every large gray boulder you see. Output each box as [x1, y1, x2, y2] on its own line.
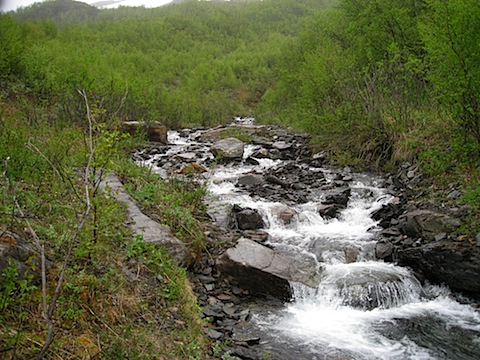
[398, 209, 460, 241]
[101, 173, 190, 266]
[397, 240, 480, 297]
[217, 238, 321, 301]
[210, 137, 244, 160]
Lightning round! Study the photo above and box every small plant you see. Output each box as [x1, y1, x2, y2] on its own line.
[0, 259, 37, 315]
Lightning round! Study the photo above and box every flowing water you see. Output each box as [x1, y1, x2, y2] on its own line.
[148, 127, 480, 359]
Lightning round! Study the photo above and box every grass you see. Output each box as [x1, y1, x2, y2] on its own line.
[0, 100, 211, 359]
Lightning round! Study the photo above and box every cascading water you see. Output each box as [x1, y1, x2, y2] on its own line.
[147, 127, 480, 360]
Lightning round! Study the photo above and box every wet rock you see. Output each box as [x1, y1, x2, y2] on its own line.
[242, 230, 269, 242]
[317, 203, 341, 220]
[370, 201, 404, 228]
[203, 304, 225, 320]
[265, 175, 288, 188]
[271, 205, 297, 225]
[272, 141, 291, 151]
[228, 345, 261, 360]
[321, 187, 351, 207]
[237, 174, 263, 187]
[399, 209, 461, 241]
[217, 238, 322, 301]
[234, 208, 265, 231]
[345, 247, 360, 263]
[381, 227, 402, 237]
[375, 240, 393, 260]
[211, 137, 245, 160]
[232, 322, 261, 345]
[397, 240, 480, 297]
[319, 263, 424, 310]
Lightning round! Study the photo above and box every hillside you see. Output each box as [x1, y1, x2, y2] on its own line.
[14, 0, 100, 23]
[0, 0, 479, 358]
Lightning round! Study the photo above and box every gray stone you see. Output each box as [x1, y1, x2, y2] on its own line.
[217, 238, 321, 301]
[235, 209, 265, 231]
[434, 232, 447, 241]
[101, 173, 190, 266]
[210, 137, 244, 159]
[237, 174, 263, 187]
[322, 188, 351, 207]
[375, 240, 393, 260]
[176, 152, 197, 161]
[397, 240, 480, 297]
[207, 329, 223, 340]
[317, 204, 340, 219]
[345, 247, 359, 263]
[271, 205, 297, 225]
[477, 233, 480, 247]
[272, 141, 292, 150]
[217, 238, 320, 300]
[447, 190, 461, 199]
[399, 210, 460, 241]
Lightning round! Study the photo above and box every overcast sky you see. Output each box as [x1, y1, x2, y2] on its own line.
[0, 0, 173, 12]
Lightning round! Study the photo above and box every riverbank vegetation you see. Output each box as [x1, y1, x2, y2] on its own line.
[1, 0, 479, 358]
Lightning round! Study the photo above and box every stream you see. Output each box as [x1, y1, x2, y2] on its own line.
[141, 121, 480, 359]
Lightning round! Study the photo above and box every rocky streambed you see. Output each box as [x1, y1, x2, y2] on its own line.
[133, 119, 480, 359]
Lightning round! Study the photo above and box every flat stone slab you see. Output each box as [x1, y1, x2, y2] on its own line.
[101, 173, 190, 266]
[217, 238, 321, 301]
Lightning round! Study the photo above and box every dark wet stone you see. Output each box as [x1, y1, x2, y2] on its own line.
[376, 240, 394, 260]
[322, 188, 351, 207]
[235, 208, 265, 231]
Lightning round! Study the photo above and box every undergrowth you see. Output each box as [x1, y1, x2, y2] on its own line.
[0, 101, 210, 359]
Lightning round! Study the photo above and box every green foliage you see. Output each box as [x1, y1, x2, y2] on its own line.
[0, 15, 25, 81]
[121, 163, 208, 255]
[421, 0, 480, 148]
[10, 0, 328, 128]
[0, 259, 37, 314]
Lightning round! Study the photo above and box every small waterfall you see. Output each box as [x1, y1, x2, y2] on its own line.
[294, 262, 425, 310]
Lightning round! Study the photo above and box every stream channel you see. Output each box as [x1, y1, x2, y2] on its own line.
[140, 120, 480, 360]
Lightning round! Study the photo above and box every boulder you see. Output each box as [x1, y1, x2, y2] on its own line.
[217, 238, 321, 300]
[319, 263, 424, 310]
[122, 121, 168, 144]
[317, 204, 341, 220]
[321, 188, 351, 207]
[234, 208, 265, 231]
[398, 209, 460, 241]
[101, 173, 190, 266]
[237, 174, 263, 187]
[271, 205, 297, 225]
[210, 138, 245, 160]
[397, 240, 480, 297]
[370, 202, 404, 228]
[375, 240, 394, 260]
